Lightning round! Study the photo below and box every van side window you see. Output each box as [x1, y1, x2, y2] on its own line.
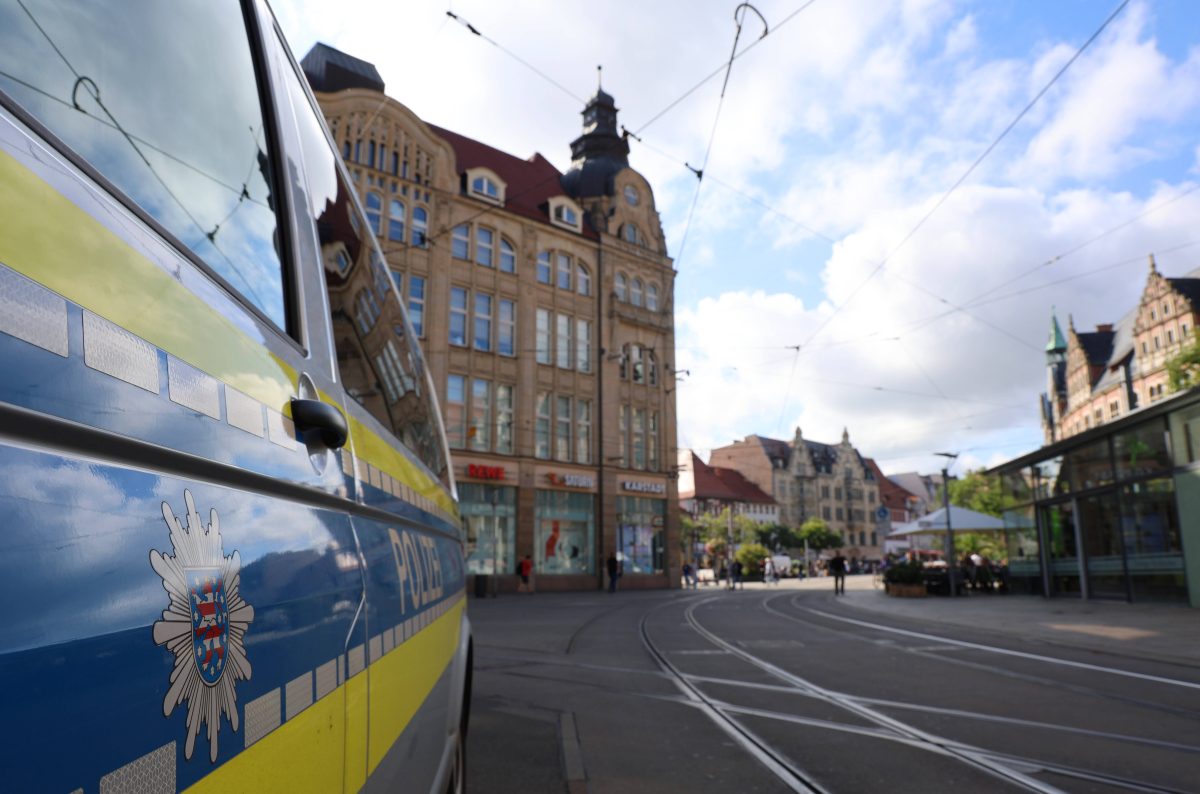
[0, 1, 289, 331]
[275, 34, 450, 487]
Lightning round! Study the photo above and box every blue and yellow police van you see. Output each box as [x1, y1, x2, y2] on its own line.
[0, 1, 471, 791]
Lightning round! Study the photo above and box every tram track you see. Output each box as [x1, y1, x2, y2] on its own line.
[636, 589, 1200, 793]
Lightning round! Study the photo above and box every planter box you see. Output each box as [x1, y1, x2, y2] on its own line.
[886, 582, 927, 598]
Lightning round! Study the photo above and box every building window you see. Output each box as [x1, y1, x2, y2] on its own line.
[1155, 335, 1161, 350]
[822, 506, 831, 520]
[576, 399, 591, 464]
[411, 207, 428, 247]
[556, 313, 573, 369]
[537, 251, 552, 284]
[1184, 323, 1191, 337]
[615, 272, 627, 301]
[576, 319, 591, 373]
[1164, 301, 1171, 315]
[629, 345, 644, 383]
[535, 490, 595, 574]
[388, 200, 406, 243]
[555, 396, 571, 461]
[647, 283, 659, 311]
[647, 350, 657, 386]
[449, 287, 468, 347]
[470, 379, 491, 451]
[631, 278, 643, 307]
[632, 408, 646, 470]
[821, 485, 829, 498]
[649, 412, 659, 471]
[446, 374, 466, 448]
[577, 264, 591, 296]
[836, 507, 844, 521]
[554, 204, 578, 226]
[1151, 308, 1157, 321]
[619, 405, 628, 467]
[535, 392, 551, 459]
[452, 224, 470, 259]
[496, 384, 514, 454]
[1142, 341, 1148, 354]
[476, 227, 494, 267]
[556, 253, 572, 290]
[474, 293, 493, 351]
[365, 191, 383, 235]
[498, 299, 516, 356]
[1169, 329, 1175, 344]
[500, 239, 516, 273]
[1110, 400, 1120, 419]
[536, 308, 551, 364]
[408, 275, 426, 337]
[622, 223, 639, 244]
[354, 289, 381, 335]
[472, 175, 499, 200]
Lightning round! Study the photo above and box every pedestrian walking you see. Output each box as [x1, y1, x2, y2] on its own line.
[517, 555, 534, 594]
[606, 553, 621, 593]
[763, 558, 776, 585]
[730, 560, 743, 590]
[829, 552, 847, 595]
[682, 562, 698, 589]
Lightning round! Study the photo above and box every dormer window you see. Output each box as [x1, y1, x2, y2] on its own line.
[472, 176, 499, 199]
[548, 196, 583, 232]
[465, 167, 505, 205]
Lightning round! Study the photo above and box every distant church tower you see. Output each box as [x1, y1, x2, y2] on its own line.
[1041, 308, 1068, 443]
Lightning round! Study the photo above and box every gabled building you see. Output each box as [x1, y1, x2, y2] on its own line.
[303, 44, 680, 589]
[1043, 256, 1200, 443]
[677, 451, 778, 524]
[709, 428, 887, 561]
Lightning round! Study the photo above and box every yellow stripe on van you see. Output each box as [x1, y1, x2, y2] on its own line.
[182, 600, 464, 794]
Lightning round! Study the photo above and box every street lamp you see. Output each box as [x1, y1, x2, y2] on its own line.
[935, 452, 958, 597]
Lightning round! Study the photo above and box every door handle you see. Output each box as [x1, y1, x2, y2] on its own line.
[291, 398, 348, 449]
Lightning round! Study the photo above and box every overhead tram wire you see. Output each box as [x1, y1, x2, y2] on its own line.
[16, 0, 267, 308]
[798, 0, 1132, 351]
[445, 11, 586, 105]
[673, 3, 769, 269]
[632, 0, 821, 137]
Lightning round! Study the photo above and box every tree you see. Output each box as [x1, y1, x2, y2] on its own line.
[947, 469, 1008, 518]
[753, 523, 802, 551]
[736, 543, 770, 580]
[1166, 336, 1200, 393]
[798, 517, 842, 550]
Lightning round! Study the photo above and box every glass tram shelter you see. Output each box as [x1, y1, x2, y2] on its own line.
[993, 387, 1200, 607]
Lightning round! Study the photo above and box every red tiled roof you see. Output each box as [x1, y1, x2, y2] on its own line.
[864, 458, 919, 511]
[427, 124, 599, 240]
[691, 453, 775, 504]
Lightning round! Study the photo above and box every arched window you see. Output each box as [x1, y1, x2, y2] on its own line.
[647, 283, 659, 311]
[365, 191, 382, 236]
[411, 207, 428, 247]
[631, 278, 643, 307]
[388, 199, 405, 243]
[500, 238, 516, 273]
[577, 264, 591, 296]
[615, 272, 627, 301]
[622, 223, 639, 245]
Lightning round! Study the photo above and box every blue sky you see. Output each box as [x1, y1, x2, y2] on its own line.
[278, 0, 1200, 476]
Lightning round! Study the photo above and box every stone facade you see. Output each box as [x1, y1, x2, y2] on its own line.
[1043, 256, 1200, 443]
[709, 429, 886, 561]
[303, 45, 679, 589]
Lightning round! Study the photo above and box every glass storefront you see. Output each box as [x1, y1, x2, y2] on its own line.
[998, 415, 1189, 604]
[617, 496, 665, 574]
[535, 490, 595, 574]
[459, 483, 515, 575]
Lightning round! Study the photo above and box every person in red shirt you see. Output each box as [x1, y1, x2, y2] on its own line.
[518, 555, 534, 593]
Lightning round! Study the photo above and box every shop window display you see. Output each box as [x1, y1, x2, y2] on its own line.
[535, 490, 595, 574]
[460, 484, 516, 575]
[617, 496, 665, 574]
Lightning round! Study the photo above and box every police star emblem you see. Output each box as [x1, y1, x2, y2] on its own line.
[150, 490, 255, 762]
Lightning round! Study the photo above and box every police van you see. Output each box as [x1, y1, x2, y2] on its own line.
[0, 1, 470, 791]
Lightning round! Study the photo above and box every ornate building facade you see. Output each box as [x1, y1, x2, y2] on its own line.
[302, 44, 679, 590]
[708, 428, 886, 561]
[1043, 256, 1200, 443]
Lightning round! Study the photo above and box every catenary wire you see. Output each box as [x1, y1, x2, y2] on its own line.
[798, 0, 1132, 351]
